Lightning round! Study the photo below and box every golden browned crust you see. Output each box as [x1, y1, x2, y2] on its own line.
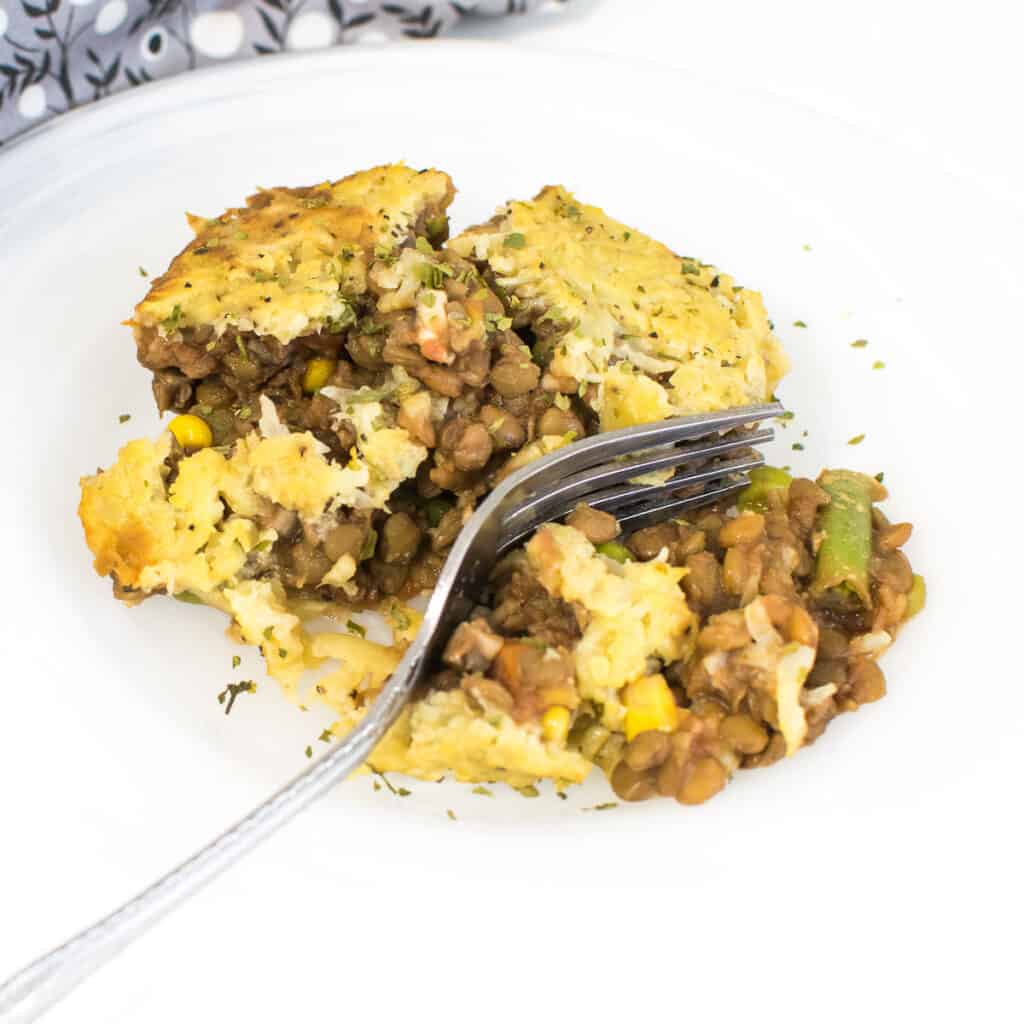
[451, 185, 789, 427]
[135, 163, 454, 345]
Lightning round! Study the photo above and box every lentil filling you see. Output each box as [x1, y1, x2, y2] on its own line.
[78, 166, 923, 806]
[140, 259, 605, 607]
[433, 467, 923, 807]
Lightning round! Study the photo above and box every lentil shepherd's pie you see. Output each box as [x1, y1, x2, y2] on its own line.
[79, 164, 925, 807]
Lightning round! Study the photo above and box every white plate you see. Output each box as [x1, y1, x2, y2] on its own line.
[1, 43, 1020, 1023]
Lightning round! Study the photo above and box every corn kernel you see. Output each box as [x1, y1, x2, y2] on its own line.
[906, 573, 926, 619]
[623, 674, 679, 741]
[303, 356, 337, 394]
[541, 706, 571, 745]
[168, 413, 213, 451]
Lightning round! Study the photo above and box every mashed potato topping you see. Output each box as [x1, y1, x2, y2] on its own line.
[527, 524, 694, 730]
[80, 401, 424, 590]
[79, 399, 425, 687]
[371, 690, 590, 787]
[450, 186, 789, 426]
[135, 165, 455, 344]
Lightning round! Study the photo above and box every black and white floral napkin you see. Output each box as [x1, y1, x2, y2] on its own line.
[0, 0, 564, 147]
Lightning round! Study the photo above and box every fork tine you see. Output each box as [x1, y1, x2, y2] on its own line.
[501, 427, 773, 536]
[498, 401, 782, 513]
[417, 401, 784, 628]
[610, 478, 752, 534]
[586, 450, 765, 516]
[497, 450, 766, 554]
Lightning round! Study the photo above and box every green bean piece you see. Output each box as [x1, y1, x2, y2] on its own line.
[905, 574, 927, 619]
[424, 497, 453, 529]
[596, 541, 633, 563]
[813, 469, 875, 606]
[737, 465, 792, 513]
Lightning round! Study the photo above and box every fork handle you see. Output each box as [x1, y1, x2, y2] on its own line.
[0, 646, 425, 1023]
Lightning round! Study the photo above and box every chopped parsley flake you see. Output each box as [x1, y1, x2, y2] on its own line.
[851, 339, 869, 348]
[389, 604, 412, 633]
[118, 413, 131, 424]
[584, 802, 618, 812]
[217, 680, 255, 715]
[346, 619, 366, 638]
[472, 785, 494, 797]
[415, 260, 453, 289]
[872, 360, 886, 370]
[848, 433, 866, 446]
[485, 312, 513, 332]
[161, 304, 183, 333]
[793, 320, 807, 328]
[503, 232, 526, 249]
[446, 809, 457, 821]
[792, 442, 805, 450]
[875, 472, 885, 483]
[372, 768, 409, 796]
[327, 303, 357, 333]
[138, 266, 148, 277]
[318, 729, 334, 743]
[231, 655, 241, 669]
[680, 258, 701, 275]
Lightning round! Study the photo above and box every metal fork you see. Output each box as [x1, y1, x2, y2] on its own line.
[0, 400, 780, 1022]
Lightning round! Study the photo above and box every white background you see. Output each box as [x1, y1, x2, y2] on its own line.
[2, 6, 1022, 1024]
[456, 0, 1024, 211]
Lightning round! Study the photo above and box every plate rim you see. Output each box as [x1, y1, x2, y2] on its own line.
[2, 35, 1007, 202]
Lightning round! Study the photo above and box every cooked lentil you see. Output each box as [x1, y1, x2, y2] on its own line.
[78, 166, 924, 807]
[434, 468, 923, 808]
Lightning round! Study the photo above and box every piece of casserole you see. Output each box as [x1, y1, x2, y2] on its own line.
[80, 169, 817, 796]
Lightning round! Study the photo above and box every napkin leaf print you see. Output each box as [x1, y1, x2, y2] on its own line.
[1, 0, 67, 114]
[83, 48, 121, 99]
[1, 0, 564, 147]
[381, 2, 444, 37]
[326, 0, 377, 32]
